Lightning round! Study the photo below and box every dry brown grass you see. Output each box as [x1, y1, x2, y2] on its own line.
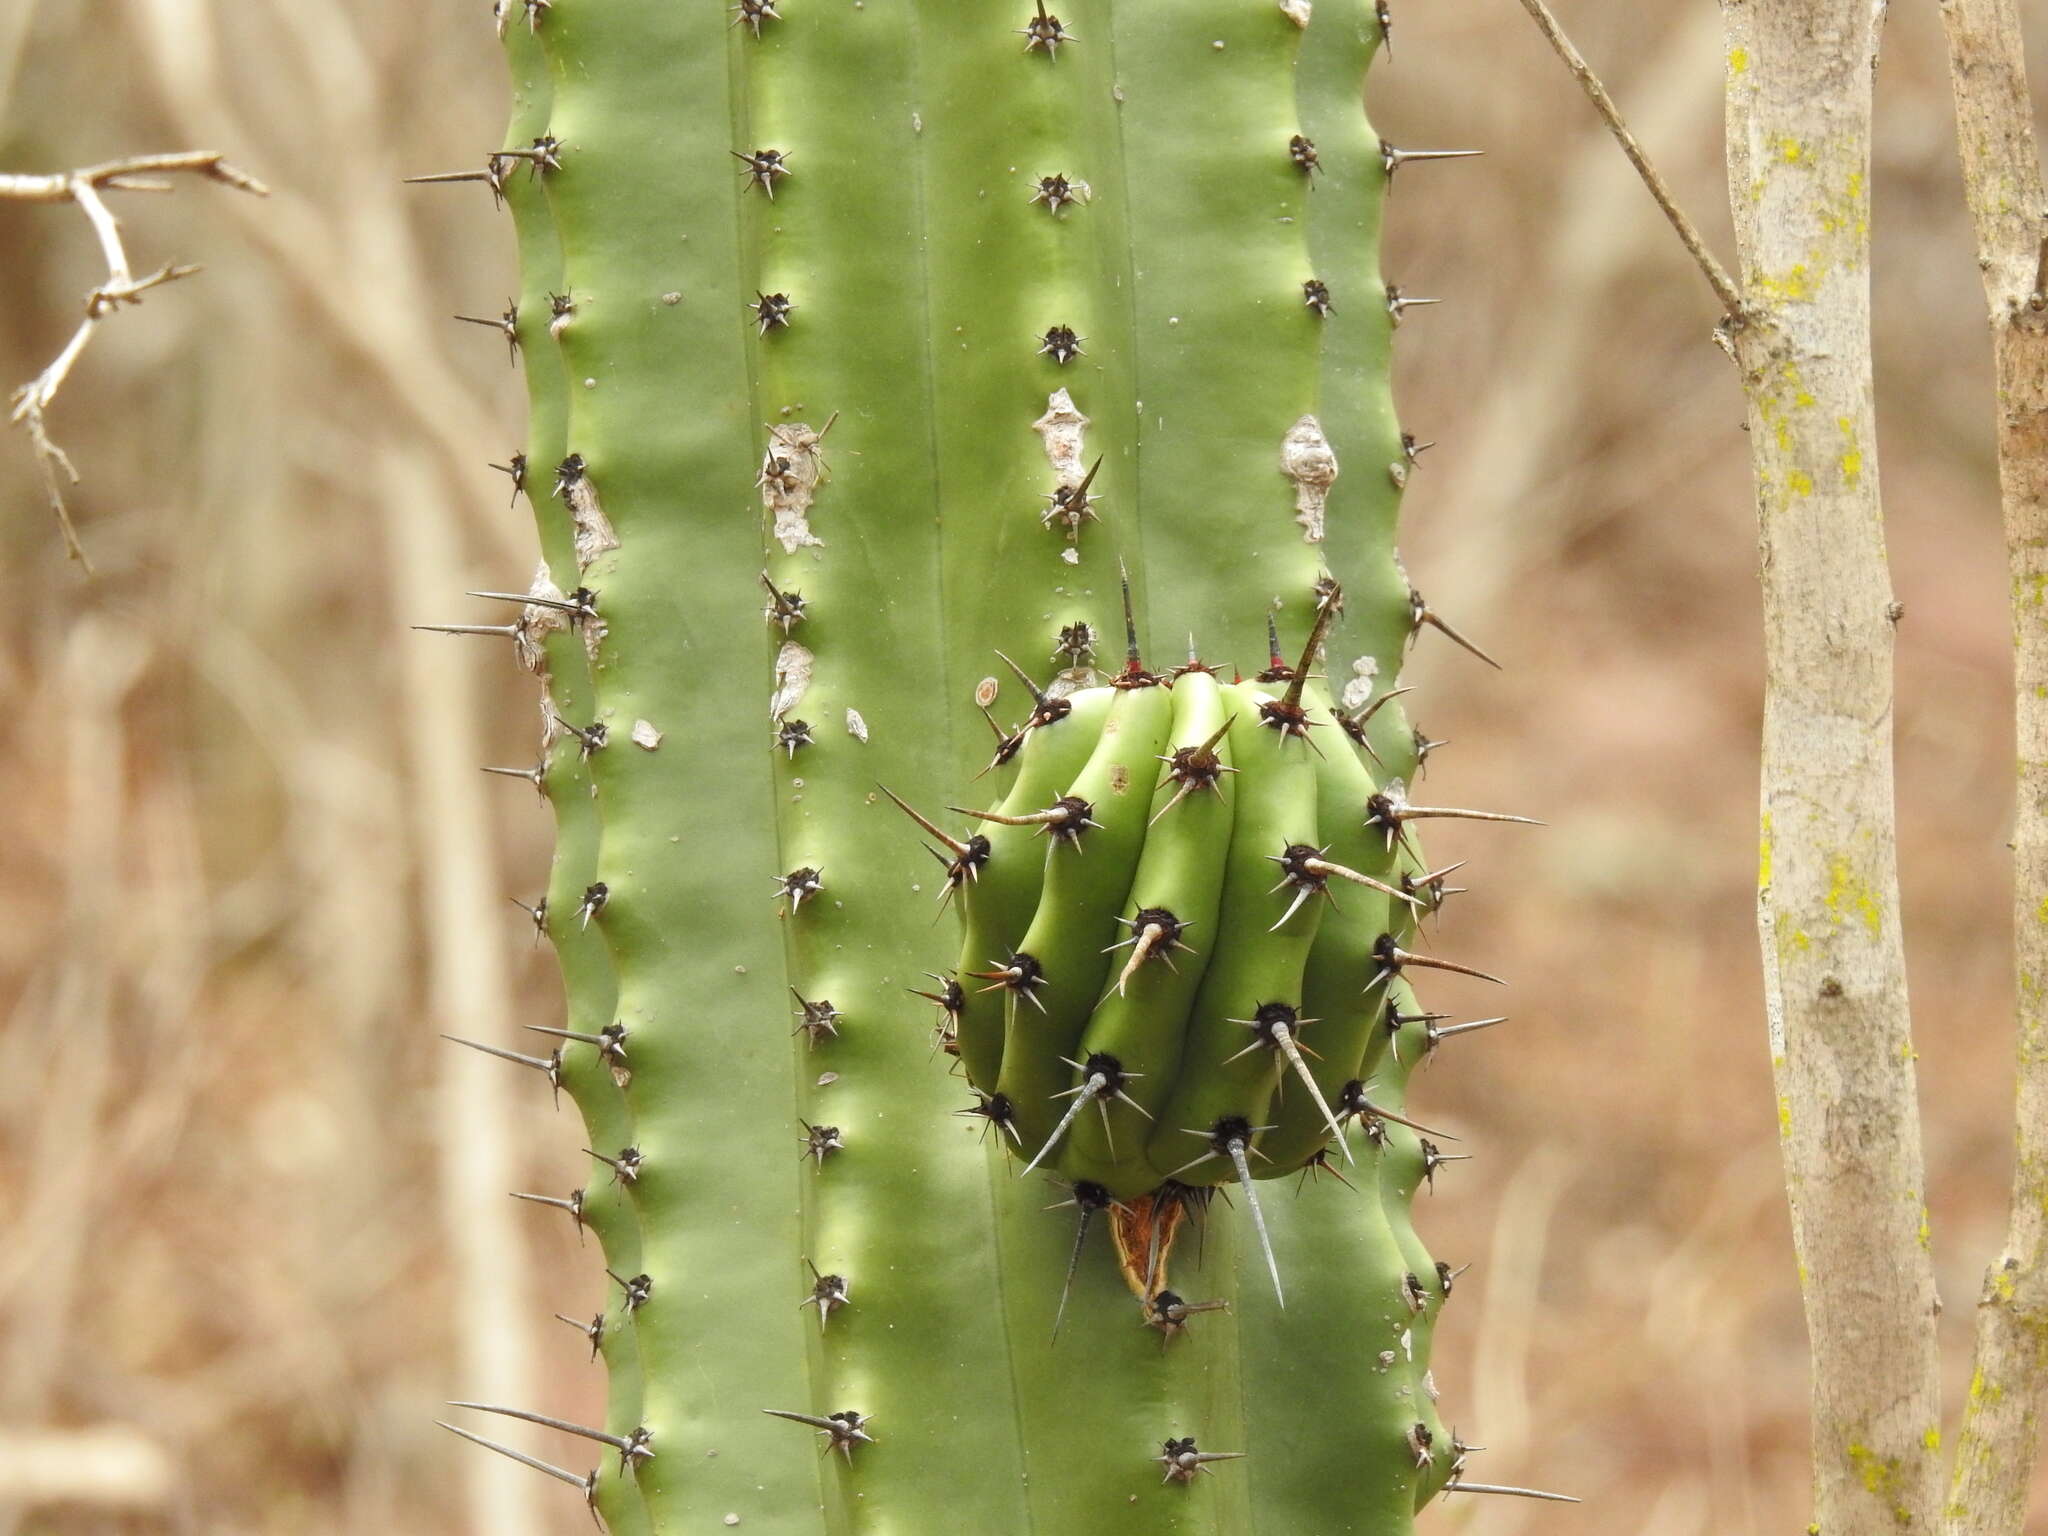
[0, 1, 2041, 1531]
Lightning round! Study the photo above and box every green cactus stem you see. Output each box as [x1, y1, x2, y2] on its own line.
[417, 0, 1570, 1529]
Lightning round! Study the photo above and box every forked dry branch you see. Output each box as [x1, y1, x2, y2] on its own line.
[2, 151, 265, 570]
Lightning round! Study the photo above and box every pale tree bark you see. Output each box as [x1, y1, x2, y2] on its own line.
[1720, 2, 1946, 1529]
[1936, 3, 2048, 1532]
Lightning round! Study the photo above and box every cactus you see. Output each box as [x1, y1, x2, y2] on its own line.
[425, 1, 1557, 1528]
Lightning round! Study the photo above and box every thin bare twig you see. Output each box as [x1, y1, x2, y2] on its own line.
[2, 151, 267, 570]
[1510, 0, 1746, 320]
[1936, 2, 2048, 1531]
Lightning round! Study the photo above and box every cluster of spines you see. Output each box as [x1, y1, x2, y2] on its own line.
[414, 0, 1577, 1529]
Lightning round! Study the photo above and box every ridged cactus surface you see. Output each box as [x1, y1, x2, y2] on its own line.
[429, 2, 1544, 1530]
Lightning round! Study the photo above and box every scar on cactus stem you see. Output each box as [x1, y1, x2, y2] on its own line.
[1110, 1185, 1200, 1300]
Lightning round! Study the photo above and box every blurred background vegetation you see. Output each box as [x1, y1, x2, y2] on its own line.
[1, 0, 2043, 1531]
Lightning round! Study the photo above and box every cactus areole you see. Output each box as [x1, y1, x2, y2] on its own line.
[433, 1, 1553, 1530]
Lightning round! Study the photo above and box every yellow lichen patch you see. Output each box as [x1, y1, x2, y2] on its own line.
[1759, 815, 1774, 887]
[1968, 1365, 2005, 1407]
[1824, 851, 1883, 938]
[1755, 264, 1815, 302]
[1916, 1201, 1930, 1248]
[1779, 137, 1805, 163]
[1778, 1093, 1793, 1140]
[1788, 469, 1815, 497]
[1838, 417, 1863, 486]
[1844, 1441, 1916, 1527]
[1923, 1426, 1941, 1452]
[1730, 47, 1749, 74]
